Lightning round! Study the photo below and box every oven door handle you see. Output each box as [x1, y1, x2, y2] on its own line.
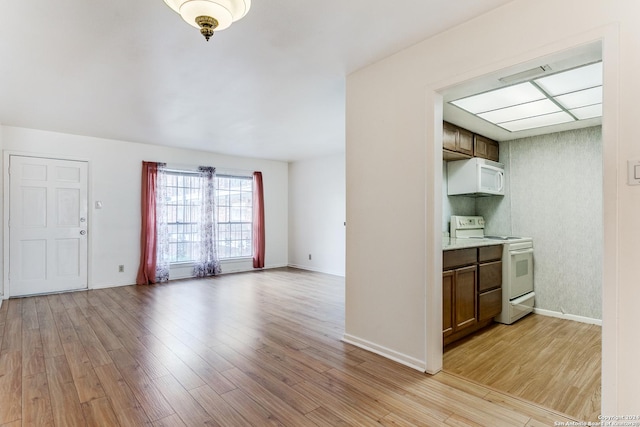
[510, 248, 533, 255]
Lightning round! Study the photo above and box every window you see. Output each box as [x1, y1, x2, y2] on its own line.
[165, 171, 253, 263]
[216, 175, 253, 259]
[166, 172, 202, 263]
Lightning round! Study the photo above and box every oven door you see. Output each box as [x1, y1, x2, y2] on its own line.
[509, 247, 534, 299]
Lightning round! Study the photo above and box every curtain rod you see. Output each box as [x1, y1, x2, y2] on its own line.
[164, 163, 255, 177]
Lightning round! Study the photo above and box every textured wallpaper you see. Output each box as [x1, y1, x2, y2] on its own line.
[478, 126, 603, 320]
[443, 127, 603, 320]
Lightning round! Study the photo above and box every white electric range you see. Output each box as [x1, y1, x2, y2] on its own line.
[450, 215, 535, 324]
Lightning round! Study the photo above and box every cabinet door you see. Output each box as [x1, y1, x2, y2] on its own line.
[486, 140, 500, 162]
[455, 265, 477, 331]
[443, 270, 454, 337]
[457, 128, 474, 156]
[474, 135, 499, 161]
[479, 288, 502, 321]
[478, 260, 502, 292]
[478, 245, 502, 263]
[443, 122, 458, 151]
[443, 248, 477, 270]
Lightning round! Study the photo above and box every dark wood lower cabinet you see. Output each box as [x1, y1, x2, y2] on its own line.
[443, 245, 502, 346]
[443, 271, 454, 337]
[442, 265, 478, 339]
[454, 265, 477, 331]
[478, 287, 502, 321]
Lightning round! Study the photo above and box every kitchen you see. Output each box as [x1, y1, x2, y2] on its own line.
[440, 42, 603, 421]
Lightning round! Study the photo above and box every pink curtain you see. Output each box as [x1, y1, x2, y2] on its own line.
[137, 161, 160, 285]
[252, 171, 265, 269]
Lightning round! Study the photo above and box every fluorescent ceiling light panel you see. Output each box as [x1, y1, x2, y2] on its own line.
[451, 82, 546, 114]
[497, 111, 574, 132]
[554, 86, 602, 109]
[478, 99, 561, 124]
[534, 62, 602, 96]
[570, 104, 603, 120]
[449, 61, 602, 133]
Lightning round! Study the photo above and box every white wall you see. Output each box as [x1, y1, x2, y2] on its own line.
[288, 154, 345, 276]
[0, 125, 2, 305]
[346, 0, 637, 414]
[1, 125, 289, 293]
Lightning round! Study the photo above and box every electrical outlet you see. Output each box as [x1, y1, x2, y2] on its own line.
[308, 254, 312, 260]
[118, 265, 124, 273]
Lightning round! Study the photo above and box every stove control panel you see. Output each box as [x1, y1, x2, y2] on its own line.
[451, 215, 485, 230]
[450, 215, 486, 239]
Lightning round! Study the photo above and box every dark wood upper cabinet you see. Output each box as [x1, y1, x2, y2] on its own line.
[474, 134, 500, 162]
[443, 122, 474, 160]
[457, 127, 474, 156]
[443, 121, 499, 162]
[443, 121, 458, 152]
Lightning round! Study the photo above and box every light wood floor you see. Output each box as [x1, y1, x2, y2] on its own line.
[0, 268, 581, 426]
[444, 313, 601, 422]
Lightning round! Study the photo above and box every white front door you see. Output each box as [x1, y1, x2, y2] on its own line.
[9, 156, 88, 296]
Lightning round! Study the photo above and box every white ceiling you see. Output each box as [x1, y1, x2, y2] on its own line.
[0, 0, 516, 162]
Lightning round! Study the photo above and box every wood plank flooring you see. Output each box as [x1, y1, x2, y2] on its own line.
[0, 268, 582, 426]
[443, 314, 601, 422]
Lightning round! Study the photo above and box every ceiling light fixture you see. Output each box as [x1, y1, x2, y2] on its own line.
[163, 0, 251, 41]
[498, 65, 552, 84]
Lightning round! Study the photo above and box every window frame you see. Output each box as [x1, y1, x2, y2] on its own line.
[164, 169, 203, 265]
[215, 174, 254, 260]
[164, 169, 254, 265]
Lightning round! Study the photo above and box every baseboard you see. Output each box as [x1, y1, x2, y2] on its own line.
[287, 263, 345, 277]
[534, 308, 602, 326]
[342, 333, 426, 372]
[220, 264, 289, 275]
[0, 265, 325, 297]
[90, 282, 133, 290]
[169, 263, 289, 280]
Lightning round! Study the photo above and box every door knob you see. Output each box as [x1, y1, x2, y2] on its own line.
[80, 230, 86, 235]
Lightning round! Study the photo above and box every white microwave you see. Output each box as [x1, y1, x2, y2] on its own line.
[447, 158, 505, 196]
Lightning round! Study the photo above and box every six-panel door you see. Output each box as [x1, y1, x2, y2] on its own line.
[9, 155, 88, 296]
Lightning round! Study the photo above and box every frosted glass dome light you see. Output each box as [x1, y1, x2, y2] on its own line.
[163, 0, 251, 41]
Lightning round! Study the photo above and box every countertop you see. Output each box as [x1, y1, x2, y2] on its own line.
[443, 238, 504, 251]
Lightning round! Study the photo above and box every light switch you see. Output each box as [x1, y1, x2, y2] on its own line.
[628, 160, 640, 185]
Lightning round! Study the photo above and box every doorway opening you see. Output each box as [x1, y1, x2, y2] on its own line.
[435, 41, 604, 421]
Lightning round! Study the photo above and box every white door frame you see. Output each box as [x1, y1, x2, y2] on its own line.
[425, 24, 619, 413]
[2, 151, 92, 298]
